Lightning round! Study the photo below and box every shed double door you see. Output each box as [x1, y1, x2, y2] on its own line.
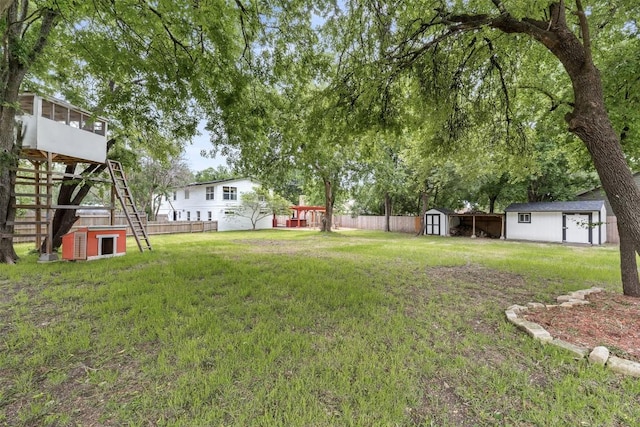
[563, 213, 592, 244]
[425, 214, 440, 235]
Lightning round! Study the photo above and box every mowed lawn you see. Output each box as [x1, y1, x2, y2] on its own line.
[1, 230, 638, 426]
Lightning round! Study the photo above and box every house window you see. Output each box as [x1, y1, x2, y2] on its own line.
[208, 211, 212, 221]
[172, 191, 177, 201]
[206, 186, 215, 200]
[223, 186, 237, 201]
[196, 211, 201, 221]
[518, 213, 531, 223]
[184, 189, 190, 200]
[187, 211, 191, 221]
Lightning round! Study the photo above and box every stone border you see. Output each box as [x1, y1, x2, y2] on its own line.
[506, 287, 640, 377]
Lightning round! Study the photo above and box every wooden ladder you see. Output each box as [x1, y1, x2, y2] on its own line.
[106, 160, 152, 252]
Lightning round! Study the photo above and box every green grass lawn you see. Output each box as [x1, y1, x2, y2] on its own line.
[1, 230, 638, 426]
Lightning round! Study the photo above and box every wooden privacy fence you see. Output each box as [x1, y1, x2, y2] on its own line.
[13, 214, 217, 243]
[334, 215, 419, 233]
[606, 216, 619, 244]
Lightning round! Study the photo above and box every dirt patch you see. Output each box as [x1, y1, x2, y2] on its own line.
[523, 291, 640, 363]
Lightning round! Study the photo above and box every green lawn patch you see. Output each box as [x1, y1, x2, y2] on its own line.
[0, 230, 635, 426]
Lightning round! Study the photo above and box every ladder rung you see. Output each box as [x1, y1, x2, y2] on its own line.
[12, 204, 48, 209]
[12, 193, 52, 198]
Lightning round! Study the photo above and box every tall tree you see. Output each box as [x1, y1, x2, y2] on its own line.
[127, 152, 193, 222]
[341, 1, 640, 296]
[0, 2, 60, 262]
[0, 0, 250, 262]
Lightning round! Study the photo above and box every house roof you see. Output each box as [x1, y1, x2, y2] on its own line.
[504, 200, 605, 213]
[184, 177, 259, 187]
[575, 172, 640, 197]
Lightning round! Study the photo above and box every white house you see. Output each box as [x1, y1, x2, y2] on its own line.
[156, 178, 273, 231]
[504, 201, 607, 245]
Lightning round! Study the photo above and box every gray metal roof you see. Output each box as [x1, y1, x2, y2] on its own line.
[504, 200, 605, 213]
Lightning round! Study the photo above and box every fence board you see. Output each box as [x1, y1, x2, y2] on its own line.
[606, 216, 619, 244]
[12, 215, 217, 243]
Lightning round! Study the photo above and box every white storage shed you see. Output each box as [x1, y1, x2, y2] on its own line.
[504, 201, 607, 245]
[425, 208, 454, 236]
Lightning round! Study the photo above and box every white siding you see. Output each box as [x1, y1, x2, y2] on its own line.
[506, 212, 563, 242]
[157, 178, 273, 232]
[19, 95, 107, 163]
[425, 209, 449, 236]
[507, 208, 607, 245]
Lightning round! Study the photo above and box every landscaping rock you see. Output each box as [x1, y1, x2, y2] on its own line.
[588, 346, 609, 366]
[516, 320, 552, 342]
[607, 356, 640, 377]
[507, 304, 528, 314]
[551, 339, 589, 358]
[557, 295, 578, 303]
[568, 291, 586, 300]
[527, 302, 545, 309]
[504, 310, 518, 321]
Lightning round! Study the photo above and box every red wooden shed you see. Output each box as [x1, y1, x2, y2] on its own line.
[62, 226, 127, 261]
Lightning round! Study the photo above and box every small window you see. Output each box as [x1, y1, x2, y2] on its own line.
[518, 213, 531, 223]
[19, 95, 34, 115]
[223, 186, 237, 201]
[172, 191, 177, 201]
[208, 211, 212, 221]
[184, 189, 190, 199]
[53, 104, 69, 124]
[206, 186, 215, 200]
[196, 211, 201, 221]
[187, 211, 191, 221]
[93, 120, 106, 136]
[69, 109, 81, 128]
[41, 99, 54, 119]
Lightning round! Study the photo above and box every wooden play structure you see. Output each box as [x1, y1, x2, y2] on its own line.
[9, 93, 151, 261]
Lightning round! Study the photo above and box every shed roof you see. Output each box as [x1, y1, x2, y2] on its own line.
[426, 207, 454, 214]
[504, 200, 605, 213]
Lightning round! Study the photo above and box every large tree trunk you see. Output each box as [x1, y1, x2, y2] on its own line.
[0, 5, 59, 263]
[0, 71, 26, 264]
[321, 177, 334, 232]
[489, 2, 640, 296]
[488, 195, 497, 213]
[383, 191, 391, 232]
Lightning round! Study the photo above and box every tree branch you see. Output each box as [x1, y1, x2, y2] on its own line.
[574, 0, 592, 64]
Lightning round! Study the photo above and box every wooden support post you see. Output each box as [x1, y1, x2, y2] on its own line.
[500, 215, 505, 240]
[39, 152, 58, 262]
[471, 215, 477, 239]
[32, 160, 42, 250]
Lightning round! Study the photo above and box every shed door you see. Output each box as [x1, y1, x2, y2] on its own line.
[426, 214, 440, 235]
[563, 213, 591, 244]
